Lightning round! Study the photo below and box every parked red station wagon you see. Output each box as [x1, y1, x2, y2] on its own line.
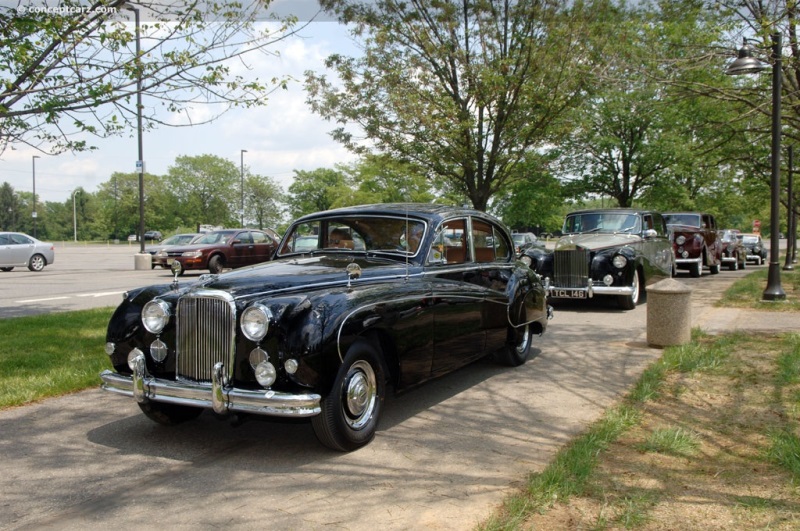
[155, 228, 280, 275]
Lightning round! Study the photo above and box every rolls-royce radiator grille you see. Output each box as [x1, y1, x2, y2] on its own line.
[554, 249, 590, 288]
[176, 291, 236, 382]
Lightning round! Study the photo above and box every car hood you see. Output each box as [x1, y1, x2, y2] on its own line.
[184, 254, 416, 300]
[555, 233, 640, 252]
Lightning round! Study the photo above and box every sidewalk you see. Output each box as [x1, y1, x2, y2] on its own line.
[694, 305, 799, 335]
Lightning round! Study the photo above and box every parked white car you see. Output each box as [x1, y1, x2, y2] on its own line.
[0, 232, 55, 272]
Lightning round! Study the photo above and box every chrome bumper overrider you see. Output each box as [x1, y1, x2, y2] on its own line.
[100, 354, 321, 418]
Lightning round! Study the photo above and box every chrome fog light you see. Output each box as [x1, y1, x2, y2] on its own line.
[150, 339, 168, 362]
[681, 251, 689, 258]
[248, 347, 268, 370]
[284, 358, 299, 375]
[675, 235, 686, 245]
[255, 361, 277, 387]
[602, 274, 614, 286]
[241, 304, 272, 341]
[105, 342, 115, 356]
[127, 348, 144, 371]
[142, 300, 170, 334]
[612, 255, 627, 269]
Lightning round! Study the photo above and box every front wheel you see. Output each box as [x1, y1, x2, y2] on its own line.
[617, 270, 641, 310]
[28, 254, 46, 272]
[494, 304, 533, 367]
[709, 263, 720, 275]
[312, 342, 385, 451]
[208, 255, 225, 274]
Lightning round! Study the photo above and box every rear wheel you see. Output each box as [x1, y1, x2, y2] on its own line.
[312, 342, 385, 451]
[27, 254, 46, 272]
[138, 402, 203, 425]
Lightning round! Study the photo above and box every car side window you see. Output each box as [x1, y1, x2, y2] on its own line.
[252, 231, 268, 244]
[9, 234, 30, 245]
[473, 220, 510, 263]
[0, 235, 9, 245]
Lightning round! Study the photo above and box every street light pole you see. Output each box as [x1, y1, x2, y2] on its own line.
[726, 33, 786, 301]
[240, 149, 247, 227]
[32, 155, 39, 237]
[128, 6, 145, 254]
[72, 189, 81, 242]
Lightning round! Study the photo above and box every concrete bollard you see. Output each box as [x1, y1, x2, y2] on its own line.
[134, 252, 152, 270]
[646, 278, 692, 348]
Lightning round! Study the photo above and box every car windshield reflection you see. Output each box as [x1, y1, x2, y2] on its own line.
[563, 213, 640, 234]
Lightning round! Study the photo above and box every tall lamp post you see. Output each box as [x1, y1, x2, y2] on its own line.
[128, 6, 145, 254]
[72, 189, 81, 242]
[240, 149, 247, 227]
[31, 155, 39, 237]
[726, 33, 786, 301]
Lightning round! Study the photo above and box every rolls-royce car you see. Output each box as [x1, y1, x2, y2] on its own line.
[100, 204, 552, 451]
[664, 212, 723, 277]
[526, 209, 674, 310]
[738, 233, 768, 265]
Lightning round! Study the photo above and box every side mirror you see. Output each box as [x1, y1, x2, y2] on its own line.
[643, 229, 657, 239]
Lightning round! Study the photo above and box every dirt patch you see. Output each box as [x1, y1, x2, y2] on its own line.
[519, 334, 800, 530]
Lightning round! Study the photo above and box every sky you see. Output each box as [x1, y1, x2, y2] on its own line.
[0, 1, 362, 203]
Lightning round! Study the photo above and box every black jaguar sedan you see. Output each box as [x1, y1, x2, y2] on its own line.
[100, 203, 552, 451]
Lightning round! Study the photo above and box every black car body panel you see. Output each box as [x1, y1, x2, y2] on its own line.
[527, 209, 674, 309]
[101, 203, 551, 450]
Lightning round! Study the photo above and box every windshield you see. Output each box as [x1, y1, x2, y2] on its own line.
[195, 232, 233, 245]
[279, 216, 426, 256]
[665, 214, 701, 227]
[563, 213, 640, 234]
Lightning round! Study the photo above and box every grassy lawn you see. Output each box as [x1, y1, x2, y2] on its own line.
[0, 307, 114, 408]
[480, 267, 800, 530]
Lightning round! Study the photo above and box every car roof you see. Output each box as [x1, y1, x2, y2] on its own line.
[565, 208, 655, 216]
[292, 202, 504, 226]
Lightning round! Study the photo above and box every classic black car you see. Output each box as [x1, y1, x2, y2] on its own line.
[100, 204, 552, 451]
[738, 233, 768, 265]
[526, 209, 674, 310]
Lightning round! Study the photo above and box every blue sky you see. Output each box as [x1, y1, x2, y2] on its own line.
[1, 2, 361, 203]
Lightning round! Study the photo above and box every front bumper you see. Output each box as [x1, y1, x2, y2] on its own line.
[674, 255, 702, 267]
[100, 353, 321, 418]
[544, 278, 635, 299]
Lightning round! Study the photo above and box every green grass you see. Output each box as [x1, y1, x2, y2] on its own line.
[638, 426, 701, 456]
[717, 266, 800, 311]
[0, 307, 114, 408]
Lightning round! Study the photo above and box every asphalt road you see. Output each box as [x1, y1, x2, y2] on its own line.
[0, 244, 769, 530]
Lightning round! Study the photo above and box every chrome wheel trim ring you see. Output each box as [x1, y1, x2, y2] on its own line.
[343, 360, 377, 430]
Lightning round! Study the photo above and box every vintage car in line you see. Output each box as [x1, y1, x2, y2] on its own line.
[526, 209, 674, 310]
[738, 233, 768, 265]
[719, 229, 746, 271]
[664, 212, 723, 277]
[100, 204, 552, 451]
[155, 228, 280, 275]
[511, 231, 545, 255]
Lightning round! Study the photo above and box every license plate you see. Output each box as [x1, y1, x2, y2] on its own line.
[553, 289, 586, 299]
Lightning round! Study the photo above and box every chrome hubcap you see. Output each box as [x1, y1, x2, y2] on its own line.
[343, 360, 377, 430]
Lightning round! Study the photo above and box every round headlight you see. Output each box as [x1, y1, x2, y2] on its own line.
[284, 358, 299, 375]
[248, 347, 268, 370]
[675, 235, 686, 245]
[142, 300, 170, 334]
[255, 361, 277, 387]
[150, 339, 168, 362]
[612, 255, 627, 269]
[241, 304, 272, 341]
[519, 255, 532, 267]
[603, 274, 614, 286]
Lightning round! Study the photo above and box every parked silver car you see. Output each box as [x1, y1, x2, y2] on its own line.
[0, 232, 55, 272]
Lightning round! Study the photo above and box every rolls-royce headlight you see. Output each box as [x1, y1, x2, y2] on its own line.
[284, 358, 299, 374]
[675, 235, 686, 245]
[612, 255, 627, 269]
[142, 300, 170, 334]
[241, 304, 272, 341]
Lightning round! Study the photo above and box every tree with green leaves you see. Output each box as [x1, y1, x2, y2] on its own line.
[0, 0, 299, 155]
[286, 167, 348, 219]
[166, 154, 240, 228]
[0, 182, 21, 232]
[307, 0, 609, 211]
[245, 173, 285, 230]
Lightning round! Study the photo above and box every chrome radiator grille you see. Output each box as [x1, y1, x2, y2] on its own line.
[176, 291, 236, 382]
[553, 249, 590, 288]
